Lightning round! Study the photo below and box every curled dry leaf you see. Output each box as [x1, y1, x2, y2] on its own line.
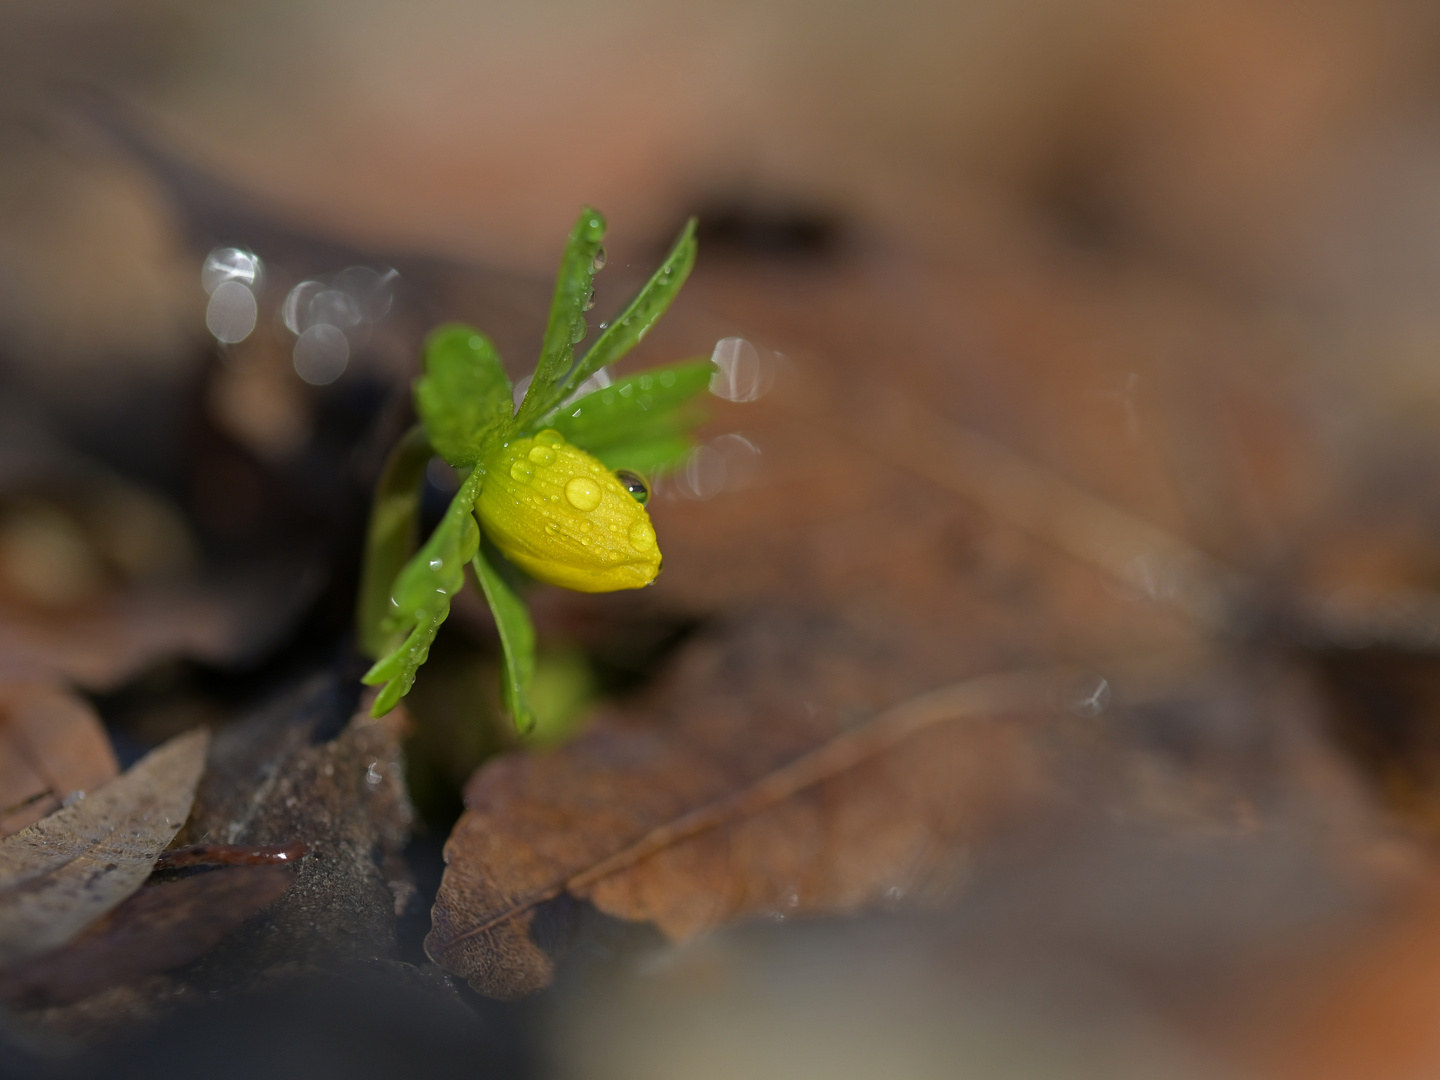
[0, 682, 118, 837]
[426, 668, 1064, 999]
[0, 729, 209, 967]
[0, 863, 296, 1009]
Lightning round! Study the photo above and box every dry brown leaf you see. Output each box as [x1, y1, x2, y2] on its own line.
[0, 728, 208, 967]
[426, 668, 1066, 999]
[0, 863, 296, 1009]
[0, 589, 260, 692]
[0, 682, 117, 837]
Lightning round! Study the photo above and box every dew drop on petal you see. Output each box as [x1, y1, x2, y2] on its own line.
[565, 477, 602, 511]
[628, 519, 656, 552]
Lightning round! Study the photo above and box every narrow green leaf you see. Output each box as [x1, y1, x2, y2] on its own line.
[553, 218, 697, 408]
[363, 470, 484, 716]
[355, 424, 432, 659]
[471, 540, 537, 733]
[416, 324, 514, 467]
[514, 207, 608, 431]
[546, 359, 714, 450]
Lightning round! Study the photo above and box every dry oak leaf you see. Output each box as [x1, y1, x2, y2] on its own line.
[0, 729, 209, 967]
[427, 669, 1061, 999]
[0, 682, 118, 837]
[0, 862, 296, 1009]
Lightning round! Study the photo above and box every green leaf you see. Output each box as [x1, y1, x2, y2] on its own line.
[591, 434, 697, 476]
[554, 218, 697, 407]
[416, 325, 514, 467]
[546, 359, 714, 450]
[363, 470, 484, 716]
[355, 424, 433, 659]
[471, 539, 537, 733]
[513, 208, 608, 431]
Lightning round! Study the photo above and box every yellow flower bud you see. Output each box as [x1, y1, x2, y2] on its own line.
[476, 430, 661, 592]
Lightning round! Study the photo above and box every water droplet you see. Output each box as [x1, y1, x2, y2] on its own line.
[429, 557, 444, 571]
[535, 430, 564, 446]
[425, 457, 459, 493]
[583, 286, 596, 312]
[565, 476, 602, 511]
[206, 281, 258, 344]
[628, 519, 656, 552]
[511, 460, 536, 481]
[511, 373, 532, 412]
[282, 281, 323, 334]
[201, 247, 262, 294]
[528, 445, 555, 466]
[615, 469, 650, 504]
[309, 288, 364, 330]
[592, 246, 607, 271]
[598, 321, 609, 331]
[570, 319, 588, 344]
[678, 444, 726, 500]
[293, 324, 349, 385]
[710, 337, 773, 402]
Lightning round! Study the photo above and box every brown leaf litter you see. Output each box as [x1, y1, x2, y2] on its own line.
[0, 862, 297, 1009]
[0, 682, 118, 837]
[0, 729, 208, 967]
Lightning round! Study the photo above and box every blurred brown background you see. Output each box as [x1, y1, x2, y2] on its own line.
[12, 1, 1440, 1077]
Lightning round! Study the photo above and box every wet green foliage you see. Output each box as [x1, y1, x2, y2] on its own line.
[358, 208, 708, 730]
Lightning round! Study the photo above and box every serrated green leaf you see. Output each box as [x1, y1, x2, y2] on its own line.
[356, 424, 432, 659]
[546, 359, 714, 450]
[471, 539, 536, 733]
[552, 218, 696, 409]
[363, 470, 484, 716]
[416, 324, 513, 467]
[514, 208, 607, 431]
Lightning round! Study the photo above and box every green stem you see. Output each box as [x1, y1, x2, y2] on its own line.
[356, 423, 433, 659]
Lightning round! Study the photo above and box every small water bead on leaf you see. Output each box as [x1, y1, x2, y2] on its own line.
[511, 460, 535, 481]
[592, 246, 607, 271]
[614, 470, 650, 504]
[583, 287, 596, 312]
[528, 445, 556, 465]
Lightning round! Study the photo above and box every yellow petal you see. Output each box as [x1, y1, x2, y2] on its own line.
[476, 431, 661, 592]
